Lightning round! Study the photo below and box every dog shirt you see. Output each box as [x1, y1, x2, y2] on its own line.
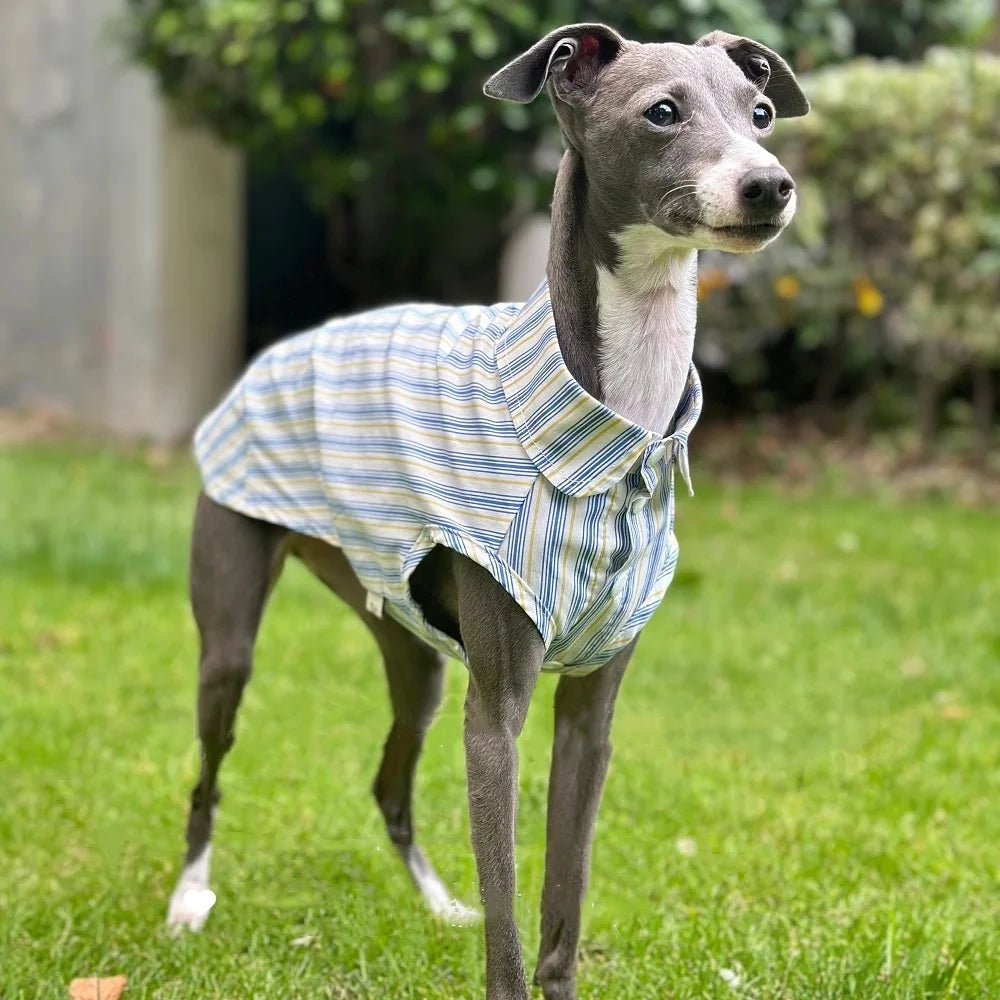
[195, 279, 702, 675]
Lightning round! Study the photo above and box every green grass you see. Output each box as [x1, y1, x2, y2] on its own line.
[0, 443, 997, 999]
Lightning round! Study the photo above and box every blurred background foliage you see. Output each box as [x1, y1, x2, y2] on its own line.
[122, 0, 998, 453]
[697, 49, 1000, 457]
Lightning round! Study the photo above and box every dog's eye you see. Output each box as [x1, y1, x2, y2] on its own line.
[644, 101, 678, 127]
[752, 104, 773, 130]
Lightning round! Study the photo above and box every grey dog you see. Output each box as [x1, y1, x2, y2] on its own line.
[167, 22, 807, 1000]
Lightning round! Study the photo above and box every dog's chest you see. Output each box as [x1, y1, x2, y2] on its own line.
[495, 445, 681, 672]
[595, 230, 697, 434]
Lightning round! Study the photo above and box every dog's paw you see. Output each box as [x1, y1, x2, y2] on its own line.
[417, 876, 480, 926]
[534, 968, 577, 1000]
[407, 850, 481, 926]
[166, 885, 217, 934]
[424, 892, 480, 927]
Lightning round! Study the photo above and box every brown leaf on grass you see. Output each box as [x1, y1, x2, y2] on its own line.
[68, 976, 127, 1000]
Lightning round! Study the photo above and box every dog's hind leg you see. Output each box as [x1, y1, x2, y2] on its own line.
[167, 493, 287, 933]
[290, 538, 478, 922]
[371, 620, 481, 924]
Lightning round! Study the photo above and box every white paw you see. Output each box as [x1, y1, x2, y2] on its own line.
[409, 856, 481, 926]
[435, 897, 481, 927]
[166, 885, 217, 934]
[418, 874, 480, 926]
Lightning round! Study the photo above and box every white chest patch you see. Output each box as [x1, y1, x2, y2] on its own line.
[596, 226, 697, 434]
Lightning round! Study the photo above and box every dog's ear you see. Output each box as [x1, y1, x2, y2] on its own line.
[697, 31, 809, 118]
[483, 23, 626, 105]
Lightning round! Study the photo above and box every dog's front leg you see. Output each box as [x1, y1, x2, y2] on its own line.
[533, 643, 634, 1000]
[456, 557, 544, 1000]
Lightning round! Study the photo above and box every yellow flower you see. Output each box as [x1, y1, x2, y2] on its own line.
[773, 275, 801, 300]
[853, 276, 884, 317]
[697, 268, 729, 302]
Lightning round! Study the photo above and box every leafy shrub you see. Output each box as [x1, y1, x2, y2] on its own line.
[120, 1, 992, 308]
[121, 3, 996, 450]
[696, 49, 1000, 450]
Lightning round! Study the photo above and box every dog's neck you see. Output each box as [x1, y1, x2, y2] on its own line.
[547, 148, 697, 434]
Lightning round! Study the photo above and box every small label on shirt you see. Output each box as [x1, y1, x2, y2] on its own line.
[365, 591, 384, 618]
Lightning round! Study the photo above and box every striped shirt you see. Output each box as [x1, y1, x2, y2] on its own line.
[195, 280, 702, 675]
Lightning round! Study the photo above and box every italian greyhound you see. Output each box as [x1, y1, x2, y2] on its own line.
[166, 23, 807, 1000]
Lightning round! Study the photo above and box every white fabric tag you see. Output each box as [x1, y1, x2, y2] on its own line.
[365, 591, 384, 618]
[671, 439, 695, 496]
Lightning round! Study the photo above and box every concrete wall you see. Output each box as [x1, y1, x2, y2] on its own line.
[499, 214, 551, 303]
[0, 0, 243, 441]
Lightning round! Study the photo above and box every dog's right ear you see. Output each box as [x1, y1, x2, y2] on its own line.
[483, 23, 625, 105]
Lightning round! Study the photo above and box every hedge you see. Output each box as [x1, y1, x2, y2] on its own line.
[696, 49, 1000, 454]
[120, 1, 992, 307]
[120, 4, 998, 452]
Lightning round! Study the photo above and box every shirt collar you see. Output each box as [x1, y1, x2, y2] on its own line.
[495, 280, 702, 498]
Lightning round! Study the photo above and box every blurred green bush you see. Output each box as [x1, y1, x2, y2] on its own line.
[697, 49, 999, 453]
[121, 2, 996, 450]
[120, 1, 991, 303]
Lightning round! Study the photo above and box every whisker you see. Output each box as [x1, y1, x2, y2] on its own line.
[654, 181, 698, 214]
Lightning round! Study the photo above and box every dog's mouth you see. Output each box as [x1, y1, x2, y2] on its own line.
[709, 221, 784, 239]
[651, 213, 789, 252]
[657, 211, 786, 234]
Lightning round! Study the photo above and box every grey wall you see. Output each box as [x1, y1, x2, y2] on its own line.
[500, 214, 551, 303]
[0, 0, 243, 441]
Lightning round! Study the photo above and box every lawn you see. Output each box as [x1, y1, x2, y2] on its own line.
[0, 443, 997, 999]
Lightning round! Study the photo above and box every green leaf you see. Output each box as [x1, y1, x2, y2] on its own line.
[316, 0, 342, 20]
[428, 35, 456, 63]
[470, 23, 499, 59]
[373, 76, 404, 105]
[469, 165, 498, 190]
[221, 40, 247, 67]
[151, 10, 182, 43]
[418, 63, 449, 93]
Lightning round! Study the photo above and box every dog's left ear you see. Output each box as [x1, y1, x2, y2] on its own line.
[483, 23, 626, 105]
[697, 31, 809, 118]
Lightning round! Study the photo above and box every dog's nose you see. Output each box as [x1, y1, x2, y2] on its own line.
[739, 168, 794, 215]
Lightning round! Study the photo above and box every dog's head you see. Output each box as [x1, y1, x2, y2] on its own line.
[485, 24, 808, 253]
